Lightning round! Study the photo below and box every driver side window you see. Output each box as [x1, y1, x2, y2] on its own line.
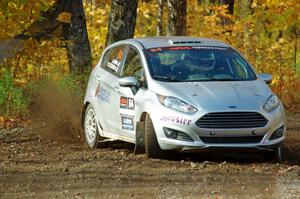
[121, 47, 143, 81]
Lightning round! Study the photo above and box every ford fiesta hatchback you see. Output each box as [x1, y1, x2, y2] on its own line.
[82, 37, 286, 161]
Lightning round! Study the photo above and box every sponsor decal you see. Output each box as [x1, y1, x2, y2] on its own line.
[169, 46, 192, 51]
[121, 115, 134, 130]
[107, 61, 119, 72]
[161, 115, 192, 125]
[96, 85, 111, 103]
[147, 46, 228, 52]
[112, 59, 120, 67]
[120, 97, 127, 109]
[120, 97, 135, 110]
[192, 46, 228, 50]
[150, 48, 162, 52]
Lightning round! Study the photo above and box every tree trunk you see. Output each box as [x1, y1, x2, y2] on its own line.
[157, 0, 164, 36]
[66, 0, 92, 73]
[15, 0, 71, 40]
[167, 0, 187, 36]
[13, 0, 92, 73]
[105, 0, 138, 46]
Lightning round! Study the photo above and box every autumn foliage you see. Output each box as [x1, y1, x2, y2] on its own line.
[0, 0, 300, 117]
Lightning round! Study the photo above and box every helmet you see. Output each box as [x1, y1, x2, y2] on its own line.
[197, 51, 216, 71]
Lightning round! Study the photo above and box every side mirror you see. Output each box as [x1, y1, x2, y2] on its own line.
[259, 73, 272, 84]
[118, 76, 139, 87]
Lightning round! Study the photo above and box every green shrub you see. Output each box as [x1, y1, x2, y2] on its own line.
[0, 70, 28, 117]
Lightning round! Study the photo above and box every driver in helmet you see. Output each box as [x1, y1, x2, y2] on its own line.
[196, 51, 216, 72]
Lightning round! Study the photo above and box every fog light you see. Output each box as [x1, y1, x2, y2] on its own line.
[269, 126, 284, 140]
[164, 128, 177, 139]
[163, 127, 193, 142]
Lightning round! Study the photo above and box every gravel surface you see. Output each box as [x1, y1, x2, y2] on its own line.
[0, 114, 299, 199]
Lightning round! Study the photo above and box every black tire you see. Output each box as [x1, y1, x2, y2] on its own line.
[274, 147, 282, 163]
[263, 147, 283, 163]
[145, 114, 163, 158]
[84, 104, 101, 148]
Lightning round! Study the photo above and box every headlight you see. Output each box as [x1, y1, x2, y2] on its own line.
[263, 95, 279, 112]
[157, 94, 198, 113]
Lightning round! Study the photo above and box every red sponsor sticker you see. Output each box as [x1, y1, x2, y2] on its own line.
[120, 97, 128, 108]
[150, 48, 162, 52]
[169, 46, 192, 51]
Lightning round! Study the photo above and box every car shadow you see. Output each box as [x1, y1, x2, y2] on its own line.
[98, 140, 300, 165]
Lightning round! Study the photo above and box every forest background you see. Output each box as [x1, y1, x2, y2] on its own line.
[0, 0, 299, 119]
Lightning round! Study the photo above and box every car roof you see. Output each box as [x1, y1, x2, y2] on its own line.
[125, 36, 230, 49]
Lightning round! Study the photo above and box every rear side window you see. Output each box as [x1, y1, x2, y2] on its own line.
[102, 46, 125, 75]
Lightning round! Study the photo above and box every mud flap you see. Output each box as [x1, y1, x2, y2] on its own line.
[134, 121, 145, 154]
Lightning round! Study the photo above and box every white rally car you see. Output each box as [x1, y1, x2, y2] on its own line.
[82, 37, 286, 161]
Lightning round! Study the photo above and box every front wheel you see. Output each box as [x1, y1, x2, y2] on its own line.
[145, 114, 163, 158]
[263, 147, 283, 163]
[274, 147, 282, 163]
[84, 104, 101, 148]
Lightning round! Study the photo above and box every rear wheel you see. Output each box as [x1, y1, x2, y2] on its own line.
[145, 114, 163, 158]
[84, 104, 101, 148]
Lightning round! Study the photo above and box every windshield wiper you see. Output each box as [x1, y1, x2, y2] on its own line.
[186, 78, 243, 82]
[153, 75, 183, 82]
[207, 78, 237, 81]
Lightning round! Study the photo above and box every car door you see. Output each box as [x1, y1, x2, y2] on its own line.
[110, 46, 145, 139]
[94, 45, 126, 133]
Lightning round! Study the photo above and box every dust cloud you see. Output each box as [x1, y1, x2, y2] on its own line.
[29, 79, 84, 144]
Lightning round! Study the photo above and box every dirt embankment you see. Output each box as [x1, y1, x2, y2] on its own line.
[0, 113, 299, 198]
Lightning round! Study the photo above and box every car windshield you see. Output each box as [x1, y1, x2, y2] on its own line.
[145, 46, 257, 82]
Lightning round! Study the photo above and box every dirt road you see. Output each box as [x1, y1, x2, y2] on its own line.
[1, 114, 300, 199]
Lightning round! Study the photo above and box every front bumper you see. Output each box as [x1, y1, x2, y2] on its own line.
[158, 136, 284, 152]
[151, 104, 286, 151]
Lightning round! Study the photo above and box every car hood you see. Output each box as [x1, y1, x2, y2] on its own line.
[151, 80, 273, 111]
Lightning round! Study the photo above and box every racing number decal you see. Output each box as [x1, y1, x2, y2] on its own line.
[117, 50, 123, 61]
[128, 98, 135, 109]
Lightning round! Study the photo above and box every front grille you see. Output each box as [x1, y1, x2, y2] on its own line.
[196, 112, 268, 129]
[200, 136, 263, 144]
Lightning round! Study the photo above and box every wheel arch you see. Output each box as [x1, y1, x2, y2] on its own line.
[139, 112, 148, 122]
[81, 101, 90, 129]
